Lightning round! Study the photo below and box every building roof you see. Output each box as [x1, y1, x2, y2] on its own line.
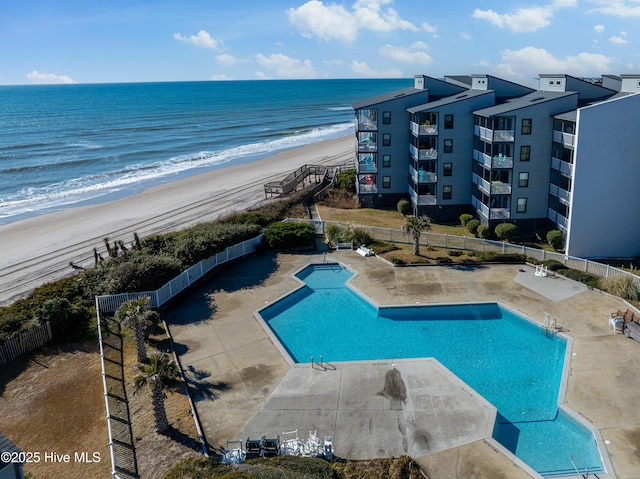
[0, 432, 21, 470]
[554, 110, 577, 122]
[351, 88, 426, 109]
[407, 89, 494, 114]
[444, 75, 473, 87]
[472, 91, 576, 117]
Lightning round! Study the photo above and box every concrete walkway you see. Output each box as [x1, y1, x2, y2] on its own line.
[163, 251, 640, 479]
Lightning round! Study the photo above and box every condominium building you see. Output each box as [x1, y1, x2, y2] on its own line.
[351, 73, 640, 258]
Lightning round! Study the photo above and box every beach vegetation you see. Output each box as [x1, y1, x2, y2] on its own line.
[402, 215, 431, 256]
[263, 221, 315, 249]
[602, 275, 639, 301]
[133, 352, 178, 433]
[396, 199, 410, 217]
[325, 224, 372, 248]
[546, 229, 564, 251]
[115, 297, 154, 364]
[477, 224, 490, 239]
[335, 168, 356, 193]
[466, 219, 480, 235]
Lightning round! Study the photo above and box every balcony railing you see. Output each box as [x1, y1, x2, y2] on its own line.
[357, 119, 377, 131]
[409, 144, 438, 160]
[357, 161, 377, 173]
[358, 141, 377, 152]
[357, 183, 378, 194]
[551, 156, 572, 176]
[417, 194, 437, 206]
[411, 165, 437, 184]
[493, 129, 515, 142]
[472, 173, 490, 195]
[553, 130, 575, 148]
[472, 196, 489, 218]
[490, 208, 510, 220]
[491, 182, 512, 195]
[548, 207, 567, 228]
[475, 125, 492, 142]
[410, 121, 438, 136]
[549, 183, 570, 206]
[492, 156, 513, 168]
[473, 149, 491, 168]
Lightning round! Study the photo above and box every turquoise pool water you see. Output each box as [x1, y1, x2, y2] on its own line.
[259, 263, 604, 477]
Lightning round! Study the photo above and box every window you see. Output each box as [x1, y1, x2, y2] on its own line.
[382, 111, 391, 124]
[382, 155, 391, 167]
[443, 185, 452, 199]
[518, 172, 529, 187]
[520, 145, 531, 161]
[443, 139, 453, 153]
[444, 114, 454, 129]
[382, 176, 391, 188]
[382, 133, 391, 146]
[517, 197, 527, 213]
[521, 119, 532, 135]
[443, 163, 452, 176]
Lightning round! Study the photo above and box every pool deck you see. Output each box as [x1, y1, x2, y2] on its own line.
[164, 251, 640, 479]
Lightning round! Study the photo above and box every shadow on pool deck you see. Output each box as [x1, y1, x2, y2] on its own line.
[164, 251, 640, 479]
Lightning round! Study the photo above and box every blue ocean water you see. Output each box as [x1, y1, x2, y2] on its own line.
[0, 78, 411, 224]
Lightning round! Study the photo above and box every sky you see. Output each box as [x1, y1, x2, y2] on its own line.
[1, 0, 639, 87]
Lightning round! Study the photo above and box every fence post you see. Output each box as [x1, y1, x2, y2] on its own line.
[444, 234, 448, 248]
[606, 264, 610, 278]
[463, 237, 466, 250]
[502, 242, 505, 254]
[584, 259, 588, 272]
[542, 249, 545, 261]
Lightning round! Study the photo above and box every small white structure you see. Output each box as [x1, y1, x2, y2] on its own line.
[535, 264, 548, 277]
[336, 242, 353, 251]
[356, 245, 375, 257]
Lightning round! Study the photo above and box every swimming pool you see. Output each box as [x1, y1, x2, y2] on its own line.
[259, 263, 605, 477]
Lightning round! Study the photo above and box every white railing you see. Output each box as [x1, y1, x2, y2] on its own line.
[409, 144, 438, 160]
[285, 218, 640, 288]
[491, 183, 512, 195]
[548, 208, 568, 228]
[357, 183, 378, 194]
[551, 156, 572, 176]
[490, 208, 511, 219]
[472, 173, 490, 195]
[549, 184, 570, 205]
[493, 129, 515, 142]
[553, 130, 575, 148]
[492, 156, 513, 169]
[0, 321, 52, 366]
[410, 121, 438, 136]
[473, 149, 491, 168]
[356, 161, 377, 173]
[472, 197, 489, 218]
[475, 125, 492, 142]
[96, 235, 264, 313]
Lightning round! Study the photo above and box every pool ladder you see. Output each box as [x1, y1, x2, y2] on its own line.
[570, 454, 589, 478]
[542, 313, 557, 335]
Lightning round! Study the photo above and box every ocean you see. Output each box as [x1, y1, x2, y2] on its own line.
[0, 78, 411, 225]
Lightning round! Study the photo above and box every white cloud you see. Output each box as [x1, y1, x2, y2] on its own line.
[609, 34, 628, 44]
[216, 53, 238, 65]
[496, 47, 614, 83]
[587, 1, 640, 16]
[411, 41, 428, 49]
[255, 53, 316, 78]
[593, 24, 605, 33]
[173, 30, 221, 50]
[287, 0, 416, 43]
[460, 32, 472, 40]
[26, 70, 76, 84]
[379, 44, 433, 64]
[323, 58, 344, 66]
[421, 21, 437, 34]
[350, 60, 402, 77]
[472, 0, 576, 33]
[254, 71, 271, 80]
[210, 74, 233, 81]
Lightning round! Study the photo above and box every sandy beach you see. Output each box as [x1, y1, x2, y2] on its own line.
[0, 135, 354, 305]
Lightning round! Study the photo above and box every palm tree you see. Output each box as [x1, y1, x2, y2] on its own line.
[115, 297, 152, 364]
[134, 353, 177, 433]
[402, 215, 431, 256]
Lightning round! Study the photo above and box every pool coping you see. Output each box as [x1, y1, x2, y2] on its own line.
[252, 260, 615, 479]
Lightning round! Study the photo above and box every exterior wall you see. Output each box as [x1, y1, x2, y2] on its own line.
[620, 75, 640, 93]
[509, 95, 578, 224]
[566, 93, 640, 258]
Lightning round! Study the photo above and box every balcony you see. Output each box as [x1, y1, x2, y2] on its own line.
[409, 144, 438, 160]
[473, 149, 491, 168]
[358, 140, 377, 152]
[472, 173, 490, 195]
[472, 196, 489, 218]
[410, 165, 437, 184]
[410, 121, 438, 136]
[357, 119, 377, 131]
[490, 208, 510, 220]
[553, 130, 575, 148]
[357, 161, 377, 173]
[492, 155, 513, 169]
[417, 194, 437, 206]
[491, 182, 512, 195]
[548, 208, 567, 228]
[357, 182, 377, 194]
[474, 125, 514, 142]
[549, 183, 570, 206]
[551, 156, 572, 176]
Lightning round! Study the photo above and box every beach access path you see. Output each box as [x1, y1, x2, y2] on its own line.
[0, 135, 354, 306]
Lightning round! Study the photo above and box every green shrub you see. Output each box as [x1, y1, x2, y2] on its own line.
[560, 269, 600, 288]
[476, 252, 526, 263]
[263, 221, 314, 249]
[436, 256, 453, 264]
[459, 214, 473, 226]
[397, 199, 410, 216]
[602, 275, 640, 301]
[542, 259, 568, 271]
[447, 250, 463, 257]
[495, 223, 517, 241]
[389, 257, 406, 265]
[326, 224, 349, 245]
[477, 224, 490, 239]
[466, 219, 481, 235]
[336, 168, 356, 193]
[546, 230, 564, 251]
[350, 227, 373, 247]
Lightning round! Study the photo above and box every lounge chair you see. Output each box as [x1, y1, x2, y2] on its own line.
[262, 435, 280, 457]
[609, 315, 624, 332]
[623, 321, 640, 342]
[222, 440, 246, 464]
[535, 264, 548, 277]
[245, 437, 263, 459]
[281, 430, 302, 456]
[324, 436, 333, 461]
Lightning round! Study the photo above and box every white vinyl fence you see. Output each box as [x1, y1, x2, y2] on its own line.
[96, 234, 263, 313]
[0, 321, 52, 366]
[286, 218, 640, 289]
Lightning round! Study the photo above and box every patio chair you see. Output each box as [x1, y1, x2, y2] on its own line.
[222, 440, 246, 464]
[245, 437, 263, 459]
[609, 315, 624, 333]
[262, 435, 280, 457]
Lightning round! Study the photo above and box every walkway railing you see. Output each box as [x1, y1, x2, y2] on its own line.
[285, 218, 640, 289]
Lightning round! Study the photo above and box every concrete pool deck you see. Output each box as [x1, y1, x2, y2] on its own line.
[164, 251, 640, 479]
